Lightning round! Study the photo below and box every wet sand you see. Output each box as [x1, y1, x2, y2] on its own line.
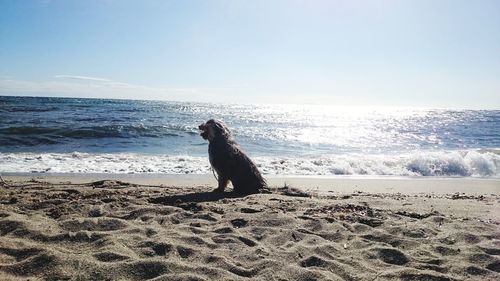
[0, 174, 499, 280]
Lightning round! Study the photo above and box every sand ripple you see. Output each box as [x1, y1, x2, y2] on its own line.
[0, 180, 499, 280]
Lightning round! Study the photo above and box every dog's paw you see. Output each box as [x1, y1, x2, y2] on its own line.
[259, 187, 272, 194]
[212, 187, 224, 193]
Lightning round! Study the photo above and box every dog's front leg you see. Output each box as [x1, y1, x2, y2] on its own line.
[214, 176, 229, 193]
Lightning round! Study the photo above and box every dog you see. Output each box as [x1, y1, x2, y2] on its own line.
[198, 119, 268, 195]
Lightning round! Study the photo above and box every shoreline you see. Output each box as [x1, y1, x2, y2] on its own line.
[3, 173, 500, 196]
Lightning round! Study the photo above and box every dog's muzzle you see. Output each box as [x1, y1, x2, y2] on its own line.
[199, 123, 209, 140]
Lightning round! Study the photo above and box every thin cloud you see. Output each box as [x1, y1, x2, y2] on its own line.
[53, 75, 113, 82]
[0, 76, 253, 103]
[52, 75, 203, 91]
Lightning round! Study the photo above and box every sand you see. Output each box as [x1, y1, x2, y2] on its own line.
[0, 174, 499, 281]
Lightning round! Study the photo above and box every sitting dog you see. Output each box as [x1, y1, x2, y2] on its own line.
[198, 119, 268, 195]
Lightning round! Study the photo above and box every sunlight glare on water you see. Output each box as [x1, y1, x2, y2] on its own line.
[227, 104, 465, 155]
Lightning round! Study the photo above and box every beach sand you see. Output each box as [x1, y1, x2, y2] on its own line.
[0, 174, 499, 280]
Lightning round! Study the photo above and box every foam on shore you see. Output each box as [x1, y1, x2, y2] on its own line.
[1, 149, 499, 177]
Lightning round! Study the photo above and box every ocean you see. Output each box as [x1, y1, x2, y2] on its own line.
[1, 96, 499, 177]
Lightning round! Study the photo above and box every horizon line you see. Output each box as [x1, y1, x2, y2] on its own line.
[1, 94, 498, 111]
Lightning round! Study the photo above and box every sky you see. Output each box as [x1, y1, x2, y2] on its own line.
[0, 0, 499, 108]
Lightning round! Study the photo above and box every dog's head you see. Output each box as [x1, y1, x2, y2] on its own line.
[198, 119, 231, 142]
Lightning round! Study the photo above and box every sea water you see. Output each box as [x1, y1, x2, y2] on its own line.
[1, 96, 499, 177]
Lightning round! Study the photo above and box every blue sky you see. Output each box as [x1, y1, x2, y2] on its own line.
[1, 0, 499, 108]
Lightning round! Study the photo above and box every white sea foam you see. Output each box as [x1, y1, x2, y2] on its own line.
[1, 150, 499, 177]
[0, 152, 211, 174]
[263, 150, 500, 177]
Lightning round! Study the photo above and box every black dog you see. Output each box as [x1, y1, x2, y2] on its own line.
[198, 119, 267, 195]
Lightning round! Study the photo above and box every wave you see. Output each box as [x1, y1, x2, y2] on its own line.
[1, 149, 498, 177]
[0, 126, 60, 135]
[1, 106, 60, 113]
[0, 124, 198, 146]
[256, 150, 499, 177]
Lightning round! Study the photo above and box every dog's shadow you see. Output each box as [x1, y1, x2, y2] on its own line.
[148, 191, 243, 211]
[148, 186, 307, 211]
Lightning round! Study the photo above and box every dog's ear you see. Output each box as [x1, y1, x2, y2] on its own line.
[214, 121, 231, 139]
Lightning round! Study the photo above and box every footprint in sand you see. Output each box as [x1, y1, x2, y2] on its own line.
[300, 255, 328, 268]
[0, 247, 43, 263]
[60, 218, 128, 232]
[140, 241, 173, 256]
[230, 218, 248, 228]
[0, 251, 58, 276]
[486, 260, 500, 272]
[176, 246, 195, 258]
[120, 260, 170, 280]
[0, 220, 24, 236]
[93, 251, 129, 262]
[372, 247, 410, 265]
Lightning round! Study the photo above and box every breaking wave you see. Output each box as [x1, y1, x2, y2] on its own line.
[1, 149, 498, 177]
